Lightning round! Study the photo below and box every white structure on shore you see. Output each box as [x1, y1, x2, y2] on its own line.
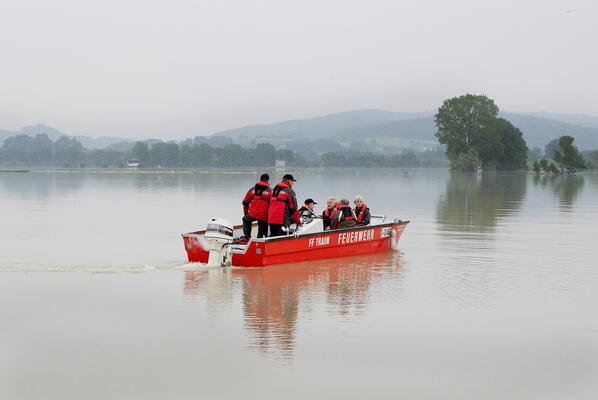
[127, 159, 140, 168]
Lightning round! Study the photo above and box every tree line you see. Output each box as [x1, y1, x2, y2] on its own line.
[0, 134, 447, 168]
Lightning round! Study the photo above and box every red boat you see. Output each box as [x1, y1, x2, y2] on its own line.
[182, 216, 409, 268]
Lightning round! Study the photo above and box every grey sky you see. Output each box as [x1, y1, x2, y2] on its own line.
[1, 0, 596, 139]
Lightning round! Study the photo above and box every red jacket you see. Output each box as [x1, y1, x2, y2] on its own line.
[322, 205, 338, 230]
[242, 180, 271, 221]
[267, 181, 300, 226]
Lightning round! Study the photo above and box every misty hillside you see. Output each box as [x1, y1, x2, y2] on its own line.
[214, 109, 434, 138]
[214, 109, 598, 150]
[526, 112, 598, 129]
[4, 109, 598, 152]
[0, 124, 65, 144]
[338, 117, 437, 142]
[500, 112, 598, 149]
[0, 124, 131, 149]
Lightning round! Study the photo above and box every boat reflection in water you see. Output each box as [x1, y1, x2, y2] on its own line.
[184, 253, 403, 357]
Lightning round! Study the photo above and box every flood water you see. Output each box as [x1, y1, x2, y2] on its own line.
[1, 169, 597, 399]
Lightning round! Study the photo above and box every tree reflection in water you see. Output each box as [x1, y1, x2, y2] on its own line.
[436, 172, 527, 233]
[532, 174, 585, 208]
[184, 253, 402, 358]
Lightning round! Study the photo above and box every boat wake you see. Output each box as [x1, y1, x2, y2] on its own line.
[0, 261, 208, 274]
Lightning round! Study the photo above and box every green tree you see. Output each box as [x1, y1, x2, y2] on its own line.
[539, 158, 550, 172]
[583, 150, 598, 169]
[451, 149, 481, 172]
[54, 137, 85, 166]
[398, 149, 418, 166]
[131, 141, 149, 164]
[494, 118, 528, 170]
[553, 136, 585, 172]
[0, 134, 32, 165]
[163, 142, 180, 167]
[528, 147, 542, 162]
[217, 144, 245, 167]
[544, 138, 560, 159]
[148, 142, 180, 167]
[252, 143, 276, 166]
[435, 94, 528, 171]
[435, 94, 500, 169]
[321, 152, 346, 167]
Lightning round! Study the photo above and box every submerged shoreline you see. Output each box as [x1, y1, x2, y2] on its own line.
[1, 166, 436, 175]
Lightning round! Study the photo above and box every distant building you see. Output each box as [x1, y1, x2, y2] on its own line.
[275, 159, 286, 170]
[127, 159, 140, 168]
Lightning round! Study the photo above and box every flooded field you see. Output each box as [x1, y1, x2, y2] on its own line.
[1, 169, 597, 399]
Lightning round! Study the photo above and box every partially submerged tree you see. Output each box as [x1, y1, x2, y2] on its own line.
[494, 118, 528, 170]
[553, 136, 585, 172]
[583, 150, 598, 169]
[435, 94, 528, 171]
[544, 138, 561, 159]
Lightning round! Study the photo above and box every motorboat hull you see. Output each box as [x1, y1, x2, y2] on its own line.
[182, 220, 408, 267]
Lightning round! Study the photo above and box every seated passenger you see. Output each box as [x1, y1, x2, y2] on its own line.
[332, 199, 357, 229]
[298, 198, 318, 222]
[353, 195, 371, 226]
[322, 196, 338, 230]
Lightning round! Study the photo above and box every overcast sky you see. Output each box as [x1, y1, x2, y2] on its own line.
[1, 0, 596, 139]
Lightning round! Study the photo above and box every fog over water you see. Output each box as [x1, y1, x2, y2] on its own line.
[1, 170, 597, 399]
[1, 0, 598, 138]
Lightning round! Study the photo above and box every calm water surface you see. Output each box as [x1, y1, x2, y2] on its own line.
[1, 169, 597, 399]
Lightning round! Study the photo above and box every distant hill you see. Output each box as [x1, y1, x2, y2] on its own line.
[76, 136, 132, 149]
[4, 109, 598, 152]
[214, 109, 434, 139]
[0, 124, 65, 144]
[212, 109, 598, 151]
[526, 112, 598, 129]
[104, 139, 162, 152]
[338, 116, 437, 142]
[0, 124, 132, 149]
[500, 112, 598, 150]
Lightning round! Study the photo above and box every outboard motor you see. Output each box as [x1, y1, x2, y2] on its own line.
[201, 218, 234, 267]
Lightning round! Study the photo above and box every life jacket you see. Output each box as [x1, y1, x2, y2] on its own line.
[299, 206, 316, 220]
[242, 180, 271, 221]
[322, 207, 335, 220]
[332, 205, 356, 229]
[267, 181, 300, 225]
[322, 204, 338, 229]
[354, 203, 368, 224]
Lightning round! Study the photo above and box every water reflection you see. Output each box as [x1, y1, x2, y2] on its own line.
[0, 172, 84, 200]
[532, 174, 585, 208]
[436, 172, 527, 233]
[184, 253, 402, 357]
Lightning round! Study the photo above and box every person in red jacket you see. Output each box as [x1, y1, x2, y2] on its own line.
[241, 173, 271, 240]
[268, 174, 300, 237]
